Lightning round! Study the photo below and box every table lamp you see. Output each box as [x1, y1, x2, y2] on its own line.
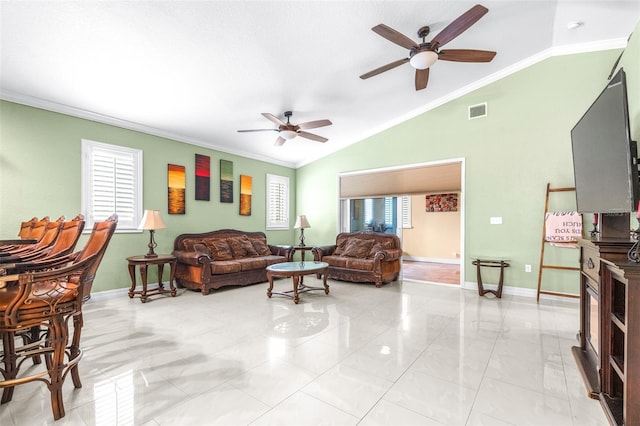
[138, 210, 166, 258]
[294, 215, 310, 247]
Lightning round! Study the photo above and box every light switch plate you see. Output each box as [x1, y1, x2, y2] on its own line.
[490, 217, 502, 225]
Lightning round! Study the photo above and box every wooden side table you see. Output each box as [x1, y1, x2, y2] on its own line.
[293, 245, 313, 261]
[127, 254, 177, 303]
[472, 257, 509, 298]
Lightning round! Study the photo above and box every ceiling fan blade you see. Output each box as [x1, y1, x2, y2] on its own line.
[274, 136, 286, 147]
[298, 131, 328, 143]
[360, 58, 409, 79]
[372, 24, 419, 50]
[237, 128, 279, 133]
[415, 68, 429, 91]
[438, 49, 496, 62]
[430, 4, 489, 48]
[297, 119, 332, 130]
[262, 113, 286, 126]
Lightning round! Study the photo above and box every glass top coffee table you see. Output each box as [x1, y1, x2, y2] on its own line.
[266, 261, 329, 304]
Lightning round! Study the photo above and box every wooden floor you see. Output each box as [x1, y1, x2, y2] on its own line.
[401, 260, 460, 285]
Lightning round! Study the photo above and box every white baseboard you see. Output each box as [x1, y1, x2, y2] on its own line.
[86, 281, 175, 303]
[461, 281, 578, 303]
[403, 256, 460, 265]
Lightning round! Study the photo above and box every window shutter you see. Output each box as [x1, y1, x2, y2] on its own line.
[401, 195, 412, 228]
[82, 140, 142, 230]
[266, 174, 289, 229]
[384, 197, 394, 224]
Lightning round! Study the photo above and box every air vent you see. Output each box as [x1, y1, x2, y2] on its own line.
[468, 102, 487, 120]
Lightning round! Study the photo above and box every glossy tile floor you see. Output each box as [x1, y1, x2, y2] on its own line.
[1, 277, 609, 426]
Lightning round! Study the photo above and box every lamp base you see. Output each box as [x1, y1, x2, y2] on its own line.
[145, 230, 158, 258]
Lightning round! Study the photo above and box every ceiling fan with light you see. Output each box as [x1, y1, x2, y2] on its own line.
[237, 111, 332, 146]
[360, 4, 496, 91]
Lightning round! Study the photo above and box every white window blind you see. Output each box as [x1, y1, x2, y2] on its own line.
[266, 173, 289, 229]
[82, 139, 142, 231]
[401, 195, 412, 228]
[384, 197, 394, 224]
[364, 198, 373, 225]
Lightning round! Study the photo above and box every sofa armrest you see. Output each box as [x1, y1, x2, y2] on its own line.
[173, 249, 211, 266]
[312, 245, 336, 260]
[373, 248, 402, 262]
[269, 244, 294, 261]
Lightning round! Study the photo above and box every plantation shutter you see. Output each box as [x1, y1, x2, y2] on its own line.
[266, 173, 289, 229]
[401, 195, 412, 228]
[82, 140, 142, 230]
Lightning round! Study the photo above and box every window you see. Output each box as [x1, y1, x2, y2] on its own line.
[266, 173, 289, 229]
[82, 139, 142, 231]
[364, 198, 373, 225]
[384, 197, 394, 224]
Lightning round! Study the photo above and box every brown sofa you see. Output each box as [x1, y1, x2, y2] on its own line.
[173, 229, 294, 295]
[312, 231, 402, 287]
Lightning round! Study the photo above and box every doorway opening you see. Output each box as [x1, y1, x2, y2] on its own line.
[338, 159, 464, 286]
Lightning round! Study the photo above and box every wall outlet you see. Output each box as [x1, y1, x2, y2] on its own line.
[525, 264, 532, 272]
[490, 217, 502, 225]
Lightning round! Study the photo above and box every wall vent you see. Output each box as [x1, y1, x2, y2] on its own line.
[468, 102, 487, 120]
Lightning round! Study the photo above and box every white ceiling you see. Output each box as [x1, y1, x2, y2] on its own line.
[1, 1, 638, 168]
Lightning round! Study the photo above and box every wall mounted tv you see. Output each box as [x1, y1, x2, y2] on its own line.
[571, 68, 638, 214]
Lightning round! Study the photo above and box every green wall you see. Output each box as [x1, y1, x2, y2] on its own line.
[0, 103, 296, 293]
[297, 24, 639, 293]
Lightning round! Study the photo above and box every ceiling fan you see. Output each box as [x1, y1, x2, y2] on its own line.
[237, 111, 332, 146]
[360, 4, 496, 91]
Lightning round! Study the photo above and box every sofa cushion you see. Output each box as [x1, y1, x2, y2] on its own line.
[210, 260, 241, 274]
[323, 255, 348, 268]
[181, 238, 200, 252]
[228, 235, 259, 258]
[206, 239, 233, 261]
[367, 242, 384, 258]
[345, 257, 375, 271]
[342, 238, 374, 258]
[236, 257, 267, 271]
[251, 239, 272, 256]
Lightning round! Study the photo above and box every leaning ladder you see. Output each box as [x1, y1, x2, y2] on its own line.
[536, 183, 581, 302]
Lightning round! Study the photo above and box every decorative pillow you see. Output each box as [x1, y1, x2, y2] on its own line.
[228, 236, 259, 258]
[193, 243, 212, 257]
[251, 239, 272, 256]
[341, 238, 374, 258]
[181, 238, 199, 252]
[367, 242, 384, 258]
[333, 238, 348, 255]
[206, 239, 233, 261]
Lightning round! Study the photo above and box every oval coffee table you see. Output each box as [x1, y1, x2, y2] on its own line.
[266, 261, 329, 304]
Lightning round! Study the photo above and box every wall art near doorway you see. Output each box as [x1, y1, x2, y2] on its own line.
[425, 193, 458, 212]
[220, 159, 233, 203]
[168, 164, 186, 214]
[195, 154, 210, 201]
[239, 175, 252, 216]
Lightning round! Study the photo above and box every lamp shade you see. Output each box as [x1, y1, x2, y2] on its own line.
[294, 215, 310, 229]
[138, 210, 166, 230]
[409, 50, 438, 70]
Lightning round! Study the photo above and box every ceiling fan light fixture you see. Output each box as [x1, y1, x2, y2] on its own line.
[280, 130, 298, 140]
[409, 50, 438, 70]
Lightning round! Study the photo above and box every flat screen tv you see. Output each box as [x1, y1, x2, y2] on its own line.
[571, 68, 638, 214]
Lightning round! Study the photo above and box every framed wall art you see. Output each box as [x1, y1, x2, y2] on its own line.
[239, 174, 252, 216]
[195, 154, 210, 201]
[168, 164, 186, 214]
[220, 159, 233, 203]
[425, 193, 458, 212]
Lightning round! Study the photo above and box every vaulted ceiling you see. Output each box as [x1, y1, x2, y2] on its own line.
[1, 1, 638, 168]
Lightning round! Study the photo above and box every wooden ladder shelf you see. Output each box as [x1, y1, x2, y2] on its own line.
[536, 183, 581, 302]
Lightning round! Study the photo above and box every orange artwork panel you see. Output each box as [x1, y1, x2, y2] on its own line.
[239, 175, 252, 216]
[168, 164, 186, 214]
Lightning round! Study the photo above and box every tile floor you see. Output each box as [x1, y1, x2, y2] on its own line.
[0, 277, 609, 426]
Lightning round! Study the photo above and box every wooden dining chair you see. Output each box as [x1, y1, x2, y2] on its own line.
[0, 216, 64, 259]
[0, 216, 51, 253]
[0, 214, 117, 420]
[0, 215, 84, 267]
[17, 217, 38, 239]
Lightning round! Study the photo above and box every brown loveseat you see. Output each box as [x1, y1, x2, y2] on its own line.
[173, 229, 293, 295]
[312, 231, 402, 287]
